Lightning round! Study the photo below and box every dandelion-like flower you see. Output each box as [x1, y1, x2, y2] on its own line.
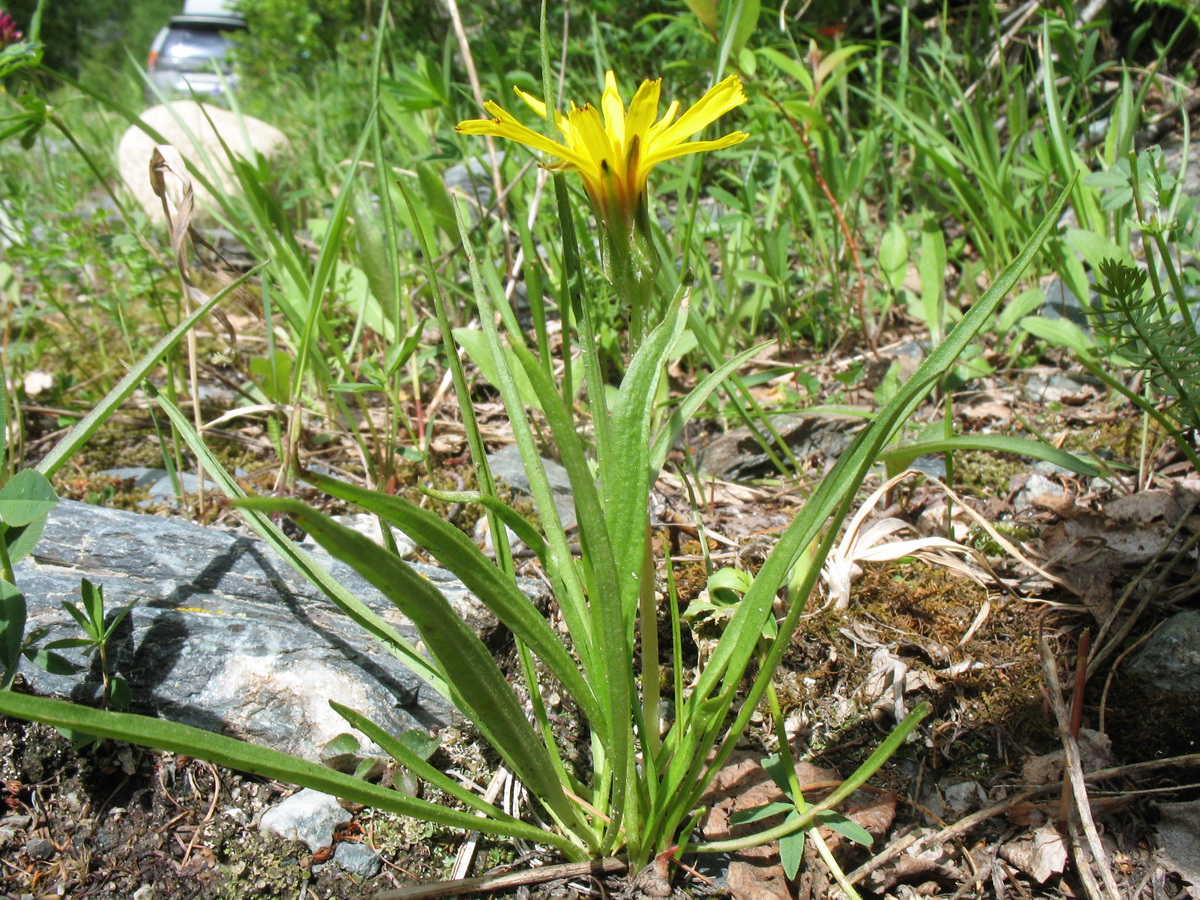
[457, 71, 748, 242]
[0, 11, 23, 48]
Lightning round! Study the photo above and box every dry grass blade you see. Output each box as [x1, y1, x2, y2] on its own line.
[823, 470, 1010, 609]
[1039, 634, 1123, 900]
[150, 144, 209, 513]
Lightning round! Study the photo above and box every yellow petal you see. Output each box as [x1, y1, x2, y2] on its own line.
[456, 104, 593, 171]
[601, 70, 627, 146]
[647, 99, 681, 144]
[643, 130, 749, 167]
[651, 75, 747, 149]
[515, 85, 549, 119]
[568, 104, 616, 172]
[625, 79, 662, 141]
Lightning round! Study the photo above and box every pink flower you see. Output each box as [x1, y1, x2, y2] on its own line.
[0, 11, 24, 49]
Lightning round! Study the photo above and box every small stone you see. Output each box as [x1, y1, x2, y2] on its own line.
[334, 841, 383, 878]
[259, 789, 351, 853]
[24, 836, 54, 860]
[131, 886, 155, 900]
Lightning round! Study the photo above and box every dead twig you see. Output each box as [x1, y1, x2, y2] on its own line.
[369, 857, 627, 900]
[846, 752, 1200, 887]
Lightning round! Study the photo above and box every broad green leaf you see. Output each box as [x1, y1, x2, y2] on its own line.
[780, 827, 804, 879]
[757, 46, 814, 93]
[996, 288, 1045, 334]
[248, 351, 294, 404]
[605, 289, 689, 612]
[1066, 228, 1133, 270]
[297, 470, 600, 732]
[3, 518, 46, 569]
[815, 809, 873, 846]
[24, 648, 79, 676]
[453, 327, 542, 412]
[1019, 314, 1096, 354]
[237, 497, 584, 834]
[0, 581, 25, 685]
[0, 469, 58, 528]
[879, 221, 910, 292]
[684, 0, 718, 33]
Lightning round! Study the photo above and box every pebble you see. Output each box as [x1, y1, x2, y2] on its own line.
[334, 841, 383, 878]
[24, 836, 55, 860]
[258, 789, 351, 853]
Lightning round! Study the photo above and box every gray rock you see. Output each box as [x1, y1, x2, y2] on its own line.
[1014, 473, 1067, 513]
[12, 500, 547, 761]
[443, 153, 503, 215]
[24, 836, 54, 860]
[695, 412, 865, 481]
[333, 840, 383, 878]
[259, 788, 350, 852]
[98, 466, 245, 507]
[1127, 610, 1200, 694]
[487, 444, 577, 532]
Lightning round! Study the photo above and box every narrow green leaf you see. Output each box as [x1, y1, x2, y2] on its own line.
[650, 342, 767, 474]
[879, 434, 1098, 479]
[36, 265, 264, 480]
[331, 702, 518, 823]
[0, 690, 581, 855]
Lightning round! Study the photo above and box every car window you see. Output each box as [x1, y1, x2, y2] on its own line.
[160, 25, 239, 64]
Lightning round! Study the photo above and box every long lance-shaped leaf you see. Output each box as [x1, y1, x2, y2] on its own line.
[299, 469, 603, 734]
[0, 691, 579, 855]
[508, 338, 626, 797]
[35, 264, 263, 479]
[236, 497, 586, 837]
[693, 177, 1074, 716]
[151, 391, 445, 695]
[879, 434, 1099, 479]
[603, 286, 690, 616]
[662, 178, 1076, 833]
[450, 200, 595, 668]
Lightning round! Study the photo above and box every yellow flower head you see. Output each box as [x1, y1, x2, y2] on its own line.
[457, 71, 749, 237]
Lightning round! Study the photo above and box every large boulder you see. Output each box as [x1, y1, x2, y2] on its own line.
[117, 101, 289, 223]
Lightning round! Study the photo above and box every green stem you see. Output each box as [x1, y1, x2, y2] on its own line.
[0, 525, 14, 585]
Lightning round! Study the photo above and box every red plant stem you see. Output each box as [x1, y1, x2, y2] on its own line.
[769, 96, 874, 350]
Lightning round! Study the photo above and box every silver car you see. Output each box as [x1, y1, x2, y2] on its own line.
[145, 13, 246, 102]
